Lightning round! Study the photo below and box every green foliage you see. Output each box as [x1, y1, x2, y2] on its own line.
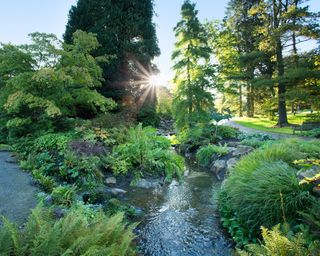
[32, 169, 56, 193]
[137, 103, 160, 127]
[299, 201, 320, 239]
[50, 185, 77, 206]
[237, 225, 320, 256]
[240, 134, 274, 149]
[172, 1, 215, 129]
[196, 144, 228, 166]
[0, 30, 116, 138]
[64, 0, 160, 102]
[219, 139, 320, 246]
[14, 130, 106, 188]
[177, 124, 239, 152]
[0, 205, 136, 256]
[216, 125, 240, 139]
[304, 128, 320, 138]
[106, 124, 184, 181]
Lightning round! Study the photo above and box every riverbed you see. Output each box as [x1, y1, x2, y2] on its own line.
[123, 162, 232, 256]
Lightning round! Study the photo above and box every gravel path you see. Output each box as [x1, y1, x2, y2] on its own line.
[0, 151, 38, 224]
[224, 120, 297, 139]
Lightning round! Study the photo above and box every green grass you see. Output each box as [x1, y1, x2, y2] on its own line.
[234, 112, 315, 135]
[0, 144, 10, 151]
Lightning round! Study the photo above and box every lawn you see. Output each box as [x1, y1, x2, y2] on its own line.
[234, 112, 315, 135]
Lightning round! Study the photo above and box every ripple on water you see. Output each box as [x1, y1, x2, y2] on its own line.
[128, 169, 232, 256]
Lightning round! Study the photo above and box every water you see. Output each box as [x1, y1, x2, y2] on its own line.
[124, 163, 232, 256]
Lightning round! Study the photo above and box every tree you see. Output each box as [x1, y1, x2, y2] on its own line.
[64, 0, 160, 102]
[255, 0, 320, 126]
[0, 30, 116, 137]
[172, 1, 215, 129]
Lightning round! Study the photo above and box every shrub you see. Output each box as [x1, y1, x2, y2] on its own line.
[0, 205, 136, 256]
[216, 125, 240, 139]
[137, 103, 160, 127]
[237, 225, 320, 256]
[304, 128, 320, 138]
[32, 169, 56, 193]
[50, 185, 77, 206]
[196, 144, 228, 166]
[240, 138, 265, 148]
[219, 139, 320, 246]
[177, 124, 239, 153]
[106, 124, 184, 181]
[34, 133, 74, 152]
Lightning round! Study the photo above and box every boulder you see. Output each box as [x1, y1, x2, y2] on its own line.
[227, 141, 240, 147]
[232, 145, 253, 157]
[105, 177, 117, 184]
[44, 195, 53, 206]
[297, 166, 320, 181]
[227, 147, 237, 153]
[210, 160, 227, 180]
[226, 158, 238, 170]
[109, 188, 127, 195]
[134, 179, 160, 189]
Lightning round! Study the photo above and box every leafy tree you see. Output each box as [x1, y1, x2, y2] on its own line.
[0, 30, 115, 137]
[172, 0, 214, 130]
[254, 0, 320, 125]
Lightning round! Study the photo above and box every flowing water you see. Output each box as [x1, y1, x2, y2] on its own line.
[123, 162, 232, 256]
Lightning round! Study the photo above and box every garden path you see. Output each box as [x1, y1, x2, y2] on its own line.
[0, 151, 38, 224]
[224, 120, 296, 139]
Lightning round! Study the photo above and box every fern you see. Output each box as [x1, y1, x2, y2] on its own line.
[237, 225, 320, 256]
[0, 205, 136, 256]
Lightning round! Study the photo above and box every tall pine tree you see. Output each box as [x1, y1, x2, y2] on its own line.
[172, 1, 214, 129]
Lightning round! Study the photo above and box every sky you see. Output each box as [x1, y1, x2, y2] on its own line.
[0, 0, 319, 81]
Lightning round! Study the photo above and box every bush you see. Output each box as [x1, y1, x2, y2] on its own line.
[216, 125, 240, 139]
[0, 205, 136, 256]
[237, 224, 320, 256]
[304, 128, 320, 138]
[137, 103, 160, 127]
[50, 185, 77, 206]
[106, 124, 184, 181]
[219, 139, 320, 246]
[196, 144, 228, 166]
[177, 124, 239, 153]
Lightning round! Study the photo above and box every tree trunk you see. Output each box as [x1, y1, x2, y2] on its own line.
[239, 83, 243, 117]
[276, 38, 289, 126]
[273, 0, 288, 127]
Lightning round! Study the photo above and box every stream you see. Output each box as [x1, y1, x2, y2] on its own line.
[123, 162, 232, 256]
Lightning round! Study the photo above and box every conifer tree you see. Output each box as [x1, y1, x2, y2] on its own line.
[64, 0, 160, 102]
[172, 1, 214, 129]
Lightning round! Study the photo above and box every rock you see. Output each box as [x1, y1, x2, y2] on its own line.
[109, 188, 127, 195]
[297, 166, 320, 181]
[132, 206, 144, 216]
[134, 179, 160, 189]
[210, 160, 227, 180]
[232, 145, 253, 157]
[53, 207, 67, 219]
[105, 177, 117, 184]
[44, 195, 53, 206]
[227, 141, 240, 147]
[226, 158, 238, 170]
[227, 147, 237, 153]
[312, 186, 320, 197]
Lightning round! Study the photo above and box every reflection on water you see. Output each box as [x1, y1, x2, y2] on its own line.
[124, 165, 232, 256]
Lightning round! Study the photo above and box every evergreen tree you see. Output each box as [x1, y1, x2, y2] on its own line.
[64, 0, 160, 102]
[172, 1, 214, 129]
